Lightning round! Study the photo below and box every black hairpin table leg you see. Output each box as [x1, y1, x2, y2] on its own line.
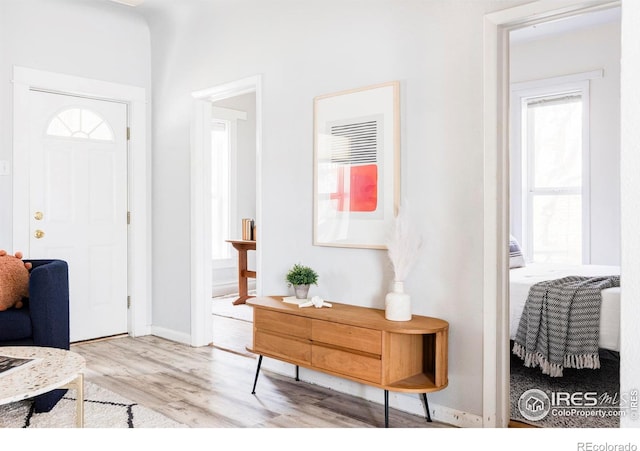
[384, 390, 389, 428]
[296, 365, 299, 381]
[251, 355, 263, 394]
[422, 393, 432, 422]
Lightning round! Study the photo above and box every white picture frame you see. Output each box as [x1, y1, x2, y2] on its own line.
[313, 81, 400, 249]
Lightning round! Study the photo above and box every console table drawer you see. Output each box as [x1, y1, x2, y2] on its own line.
[312, 345, 381, 384]
[312, 320, 381, 355]
[254, 330, 311, 364]
[255, 310, 311, 340]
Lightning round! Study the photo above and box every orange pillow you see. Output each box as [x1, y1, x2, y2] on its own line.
[0, 250, 31, 311]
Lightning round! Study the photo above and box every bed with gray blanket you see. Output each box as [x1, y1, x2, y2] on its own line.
[510, 263, 621, 376]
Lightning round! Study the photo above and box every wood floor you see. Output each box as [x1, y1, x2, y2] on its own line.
[71, 315, 453, 428]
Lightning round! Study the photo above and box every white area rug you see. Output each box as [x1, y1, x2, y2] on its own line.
[0, 381, 186, 428]
[212, 294, 254, 322]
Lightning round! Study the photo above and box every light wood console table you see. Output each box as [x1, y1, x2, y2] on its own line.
[246, 296, 449, 427]
[226, 239, 256, 305]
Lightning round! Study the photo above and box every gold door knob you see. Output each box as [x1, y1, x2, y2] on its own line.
[34, 230, 45, 239]
[34, 211, 44, 220]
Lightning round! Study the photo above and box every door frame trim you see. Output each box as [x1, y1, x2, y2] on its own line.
[190, 75, 263, 346]
[482, 0, 620, 427]
[12, 66, 151, 339]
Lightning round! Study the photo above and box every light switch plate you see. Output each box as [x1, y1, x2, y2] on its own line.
[0, 160, 10, 176]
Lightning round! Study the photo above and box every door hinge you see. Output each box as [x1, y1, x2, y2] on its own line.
[127, 211, 131, 225]
[127, 127, 131, 141]
[127, 296, 131, 309]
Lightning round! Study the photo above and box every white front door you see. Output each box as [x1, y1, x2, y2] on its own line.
[27, 90, 128, 342]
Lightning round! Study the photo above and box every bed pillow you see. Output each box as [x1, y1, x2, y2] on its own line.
[509, 236, 526, 269]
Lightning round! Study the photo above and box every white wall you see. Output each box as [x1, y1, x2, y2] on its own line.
[509, 20, 621, 265]
[140, 0, 527, 420]
[0, 0, 151, 251]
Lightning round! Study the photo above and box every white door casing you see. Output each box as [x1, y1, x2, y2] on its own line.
[482, 0, 620, 428]
[28, 90, 128, 342]
[12, 66, 151, 340]
[190, 75, 263, 347]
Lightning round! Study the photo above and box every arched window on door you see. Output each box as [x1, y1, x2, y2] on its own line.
[46, 107, 114, 141]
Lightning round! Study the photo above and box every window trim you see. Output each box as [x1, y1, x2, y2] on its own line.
[510, 70, 600, 264]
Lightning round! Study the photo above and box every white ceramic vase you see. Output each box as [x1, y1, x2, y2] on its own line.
[385, 281, 412, 321]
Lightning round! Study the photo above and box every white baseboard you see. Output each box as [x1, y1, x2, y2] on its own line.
[428, 402, 483, 428]
[130, 325, 152, 337]
[150, 325, 192, 346]
[212, 280, 257, 297]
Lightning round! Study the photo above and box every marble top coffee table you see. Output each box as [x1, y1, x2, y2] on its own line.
[0, 346, 85, 427]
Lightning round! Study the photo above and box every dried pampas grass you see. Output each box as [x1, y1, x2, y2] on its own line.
[386, 203, 422, 281]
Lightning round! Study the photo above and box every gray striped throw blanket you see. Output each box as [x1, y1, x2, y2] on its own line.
[512, 275, 620, 377]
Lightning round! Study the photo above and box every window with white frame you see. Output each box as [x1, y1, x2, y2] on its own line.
[511, 75, 594, 265]
[210, 106, 245, 265]
[211, 119, 232, 261]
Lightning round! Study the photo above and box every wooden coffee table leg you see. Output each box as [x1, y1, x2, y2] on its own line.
[64, 373, 84, 427]
[76, 373, 84, 428]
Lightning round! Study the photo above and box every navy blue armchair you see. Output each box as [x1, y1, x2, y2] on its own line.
[0, 259, 70, 412]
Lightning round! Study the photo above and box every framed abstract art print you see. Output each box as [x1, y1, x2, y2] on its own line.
[313, 81, 400, 249]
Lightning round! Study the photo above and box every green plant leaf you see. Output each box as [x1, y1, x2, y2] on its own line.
[286, 263, 318, 286]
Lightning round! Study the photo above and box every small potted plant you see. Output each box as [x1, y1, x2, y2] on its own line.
[286, 263, 319, 299]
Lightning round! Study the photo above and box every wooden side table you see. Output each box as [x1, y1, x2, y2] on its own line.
[226, 239, 256, 305]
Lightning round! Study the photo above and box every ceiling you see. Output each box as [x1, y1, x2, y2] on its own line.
[108, 0, 145, 6]
[105, 1, 620, 39]
[510, 6, 621, 43]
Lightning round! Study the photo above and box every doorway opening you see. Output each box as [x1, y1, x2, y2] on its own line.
[507, 7, 621, 428]
[482, 1, 621, 428]
[190, 75, 262, 348]
[210, 93, 257, 356]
